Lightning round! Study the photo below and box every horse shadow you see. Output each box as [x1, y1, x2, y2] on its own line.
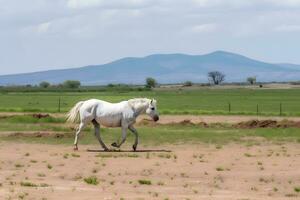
[87, 149, 172, 153]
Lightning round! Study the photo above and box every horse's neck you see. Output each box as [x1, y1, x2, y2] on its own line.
[130, 100, 149, 117]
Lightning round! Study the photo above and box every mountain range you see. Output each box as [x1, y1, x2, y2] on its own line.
[1, 51, 300, 85]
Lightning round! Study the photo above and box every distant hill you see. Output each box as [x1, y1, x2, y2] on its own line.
[1, 51, 300, 85]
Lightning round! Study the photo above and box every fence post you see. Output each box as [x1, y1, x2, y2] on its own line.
[280, 102, 282, 116]
[256, 104, 259, 115]
[58, 97, 61, 113]
[228, 102, 231, 113]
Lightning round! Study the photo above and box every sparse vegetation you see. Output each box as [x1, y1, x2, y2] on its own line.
[138, 179, 152, 185]
[294, 187, 300, 192]
[84, 176, 99, 185]
[20, 181, 37, 187]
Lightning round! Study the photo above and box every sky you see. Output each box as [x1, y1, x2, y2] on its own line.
[1, 0, 300, 75]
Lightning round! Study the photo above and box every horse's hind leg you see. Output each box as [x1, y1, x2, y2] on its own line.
[92, 119, 109, 151]
[74, 122, 85, 151]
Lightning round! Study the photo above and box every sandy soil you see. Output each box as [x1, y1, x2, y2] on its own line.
[0, 142, 299, 200]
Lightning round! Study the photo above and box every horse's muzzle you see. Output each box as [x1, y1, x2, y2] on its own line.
[153, 115, 159, 122]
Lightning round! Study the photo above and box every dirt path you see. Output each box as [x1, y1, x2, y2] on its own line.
[0, 142, 299, 199]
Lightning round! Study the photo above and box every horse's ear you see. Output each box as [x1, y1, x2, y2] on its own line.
[150, 99, 153, 104]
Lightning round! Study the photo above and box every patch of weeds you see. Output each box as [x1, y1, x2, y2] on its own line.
[84, 176, 99, 185]
[273, 187, 278, 192]
[251, 186, 258, 191]
[20, 181, 37, 187]
[216, 167, 224, 171]
[24, 153, 30, 156]
[71, 153, 80, 158]
[257, 161, 263, 165]
[110, 181, 115, 185]
[294, 187, 300, 193]
[18, 192, 28, 199]
[157, 153, 171, 159]
[157, 181, 165, 186]
[37, 173, 46, 177]
[259, 177, 269, 183]
[63, 153, 69, 159]
[285, 193, 297, 197]
[40, 183, 50, 187]
[72, 174, 82, 181]
[15, 164, 24, 168]
[30, 160, 37, 163]
[244, 153, 255, 157]
[138, 179, 152, 185]
[47, 164, 52, 169]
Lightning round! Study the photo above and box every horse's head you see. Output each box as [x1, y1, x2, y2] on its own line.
[146, 99, 159, 122]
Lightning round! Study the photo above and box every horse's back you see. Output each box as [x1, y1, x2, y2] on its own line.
[82, 99, 128, 127]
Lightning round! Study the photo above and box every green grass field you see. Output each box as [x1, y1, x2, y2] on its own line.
[0, 115, 299, 145]
[1, 88, 300, 116]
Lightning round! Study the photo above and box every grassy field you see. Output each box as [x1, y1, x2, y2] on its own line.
[1, 88, 300, 116]
[0, 115, 299, 145]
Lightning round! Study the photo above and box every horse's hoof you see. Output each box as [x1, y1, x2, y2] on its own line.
[73, 146, 78, 151]
[132, 145, 137, 151]
[111, 142, 118, 147]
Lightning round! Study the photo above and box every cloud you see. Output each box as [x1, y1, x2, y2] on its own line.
[190, 24, 217, 33]
[37, 22, 51, 33]
[1, 0, 300, 75]
[275, 25, 300, 32]
[66, 0, 155, 9]
[67, 0, 103, 9]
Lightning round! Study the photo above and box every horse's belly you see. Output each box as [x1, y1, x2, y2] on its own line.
[98, 116, 121, 127]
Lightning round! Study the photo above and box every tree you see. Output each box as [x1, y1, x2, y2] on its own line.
[145, 77, 157, 88]
[39, 81, 50, 88]
[247, 77, 256, 85]
[63, 80, 81, 88]
[208, 71, 225, 85]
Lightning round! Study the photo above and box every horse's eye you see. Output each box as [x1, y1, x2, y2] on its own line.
[151, 107, 155, 110]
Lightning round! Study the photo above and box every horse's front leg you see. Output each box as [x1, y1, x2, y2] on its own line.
[111, 126, 127, 148]
[128, 125, 139, 151]
[92, 119, 109, 151]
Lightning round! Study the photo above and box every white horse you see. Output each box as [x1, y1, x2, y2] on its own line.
[66, 98, 159, 151]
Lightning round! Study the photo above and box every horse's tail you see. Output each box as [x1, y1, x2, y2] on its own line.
[66, 101, 84, 123]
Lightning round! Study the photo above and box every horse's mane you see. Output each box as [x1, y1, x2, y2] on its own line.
[128, 98, 157, 110]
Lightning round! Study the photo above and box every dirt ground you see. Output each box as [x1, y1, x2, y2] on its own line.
[0, 142, 299, 200]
